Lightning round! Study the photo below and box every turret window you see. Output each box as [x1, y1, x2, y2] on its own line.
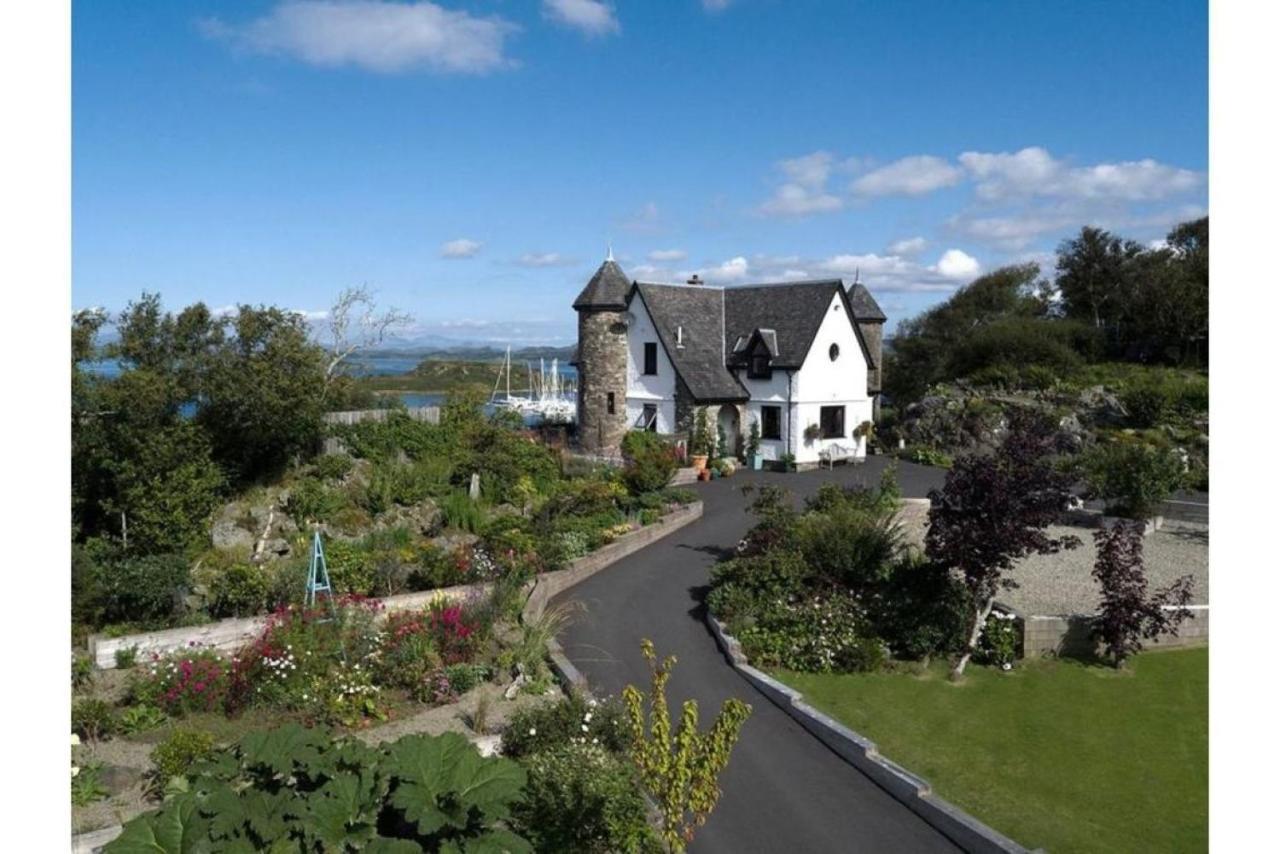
[607, 392, 616, 415]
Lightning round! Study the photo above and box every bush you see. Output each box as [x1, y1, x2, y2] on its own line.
[285, 476, 344, 526]
[95, 552, 191, 627]
[950, 318, 1086, 379]
[72, 652, 95, 689]
[440, 491, 485, 533]
[904, 446, 953, 468]
[1083, 441, 1185, 519]
[872, 557, 971, 660]
[149, 729, 216, 786]
[207, 561, 272, 618]
[1121, 381, 1176, 428]
[736, 593, 886, 673]
[502, 694, 629, 759]
[118, 704, 168, 735]
[620, 430, 678, 495]
[312, 453, 354, 482]
[114, 646, 139, 669]
[375, 610, 444, 699]
[132, 647, 231, 716]
[107, 725, 530, 853]
[707, 549, 812, 628]
[72, 698, 118, 741]
[513, 742, 658, 854]
[975, 612, 1019, 669]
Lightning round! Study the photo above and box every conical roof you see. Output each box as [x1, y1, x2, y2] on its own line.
[573, 259, 631, 310]
[847, 282, 887, 322]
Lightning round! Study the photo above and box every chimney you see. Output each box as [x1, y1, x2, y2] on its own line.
[686, 274, 703, 286]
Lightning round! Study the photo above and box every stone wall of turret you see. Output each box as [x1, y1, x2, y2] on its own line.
[576, 310, 629, 453]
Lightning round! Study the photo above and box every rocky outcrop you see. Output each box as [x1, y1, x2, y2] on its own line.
[210, 490, 299, 561]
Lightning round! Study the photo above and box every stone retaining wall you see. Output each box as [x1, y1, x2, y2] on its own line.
[1005, 603, 1209, 659]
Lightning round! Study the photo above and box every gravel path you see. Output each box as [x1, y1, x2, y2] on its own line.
[998, 521, 1208, 615]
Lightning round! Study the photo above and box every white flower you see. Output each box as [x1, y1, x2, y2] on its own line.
[71, 765, 80, 778]
[528, 728, 537, 736]
[71, 733, 80, 747]
[1001, 662, 1012, 671]
[583, 712, 593, 723]
[581, 724, 589, 732]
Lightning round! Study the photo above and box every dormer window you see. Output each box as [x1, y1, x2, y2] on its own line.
[748, 354, 772, 380]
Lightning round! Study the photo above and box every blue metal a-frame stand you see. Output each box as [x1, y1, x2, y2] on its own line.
[305, 530, 335, 611]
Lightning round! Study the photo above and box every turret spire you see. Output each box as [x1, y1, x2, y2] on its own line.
[606, 241, 614, 262]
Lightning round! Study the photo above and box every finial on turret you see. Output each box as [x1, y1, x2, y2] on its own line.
[606, 241, 614, 262]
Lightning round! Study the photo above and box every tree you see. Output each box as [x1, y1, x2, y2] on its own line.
[198, 305, 328, 483]
[1054, 226, 1143, 330]
[322, 285, 412, 399]
[1091, 520, 1194, 666]
[623, 639, 750, 853]
[925, 413, 1080, 678]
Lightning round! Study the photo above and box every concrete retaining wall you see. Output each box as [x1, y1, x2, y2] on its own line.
[706, 615, 1036, 854]
[1009, 603, 1209, 659]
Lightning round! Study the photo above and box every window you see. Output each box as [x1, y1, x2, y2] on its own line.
[828, 343, 840, 361]
[642, 403, 657, 432]
[643, 342, 658, 375]
[761, 406, 782, 440]
[607, 392, 615, 415]
[749, 354, 771, 379]
[819, 405, 845, 439]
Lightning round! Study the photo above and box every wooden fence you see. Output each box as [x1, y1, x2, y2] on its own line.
[322, 406, 440, 426]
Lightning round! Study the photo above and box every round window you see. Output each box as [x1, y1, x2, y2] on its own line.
[828, 343, 840, 361]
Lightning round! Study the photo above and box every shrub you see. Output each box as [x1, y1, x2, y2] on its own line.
[72, 652, 95, 689]
[872, 557, 971, 660]
[107, 725, 530, 853]
[71, 761, 109, 807]
[707, 549, 811, 628]
[974, 612, 1019, 669]
[207, 561, 272, 618]
[313, 453, 354, 482]
[620, 430, 678, 495]
[736, 593, 886, 673]
[1121, 381, 1175, 428]
[513, 742, 658, 854]
[905, 446, 953, 468]
[375, 609, 444, 699]
[1083, 441, 1185, 519]
[118, 704, 168, 735]
[133, 647, 231, 716]
[440, 490, 485, 533]
[94, 552, 190, 627]
[114, 646, 138, 669]
[949, 317, 1086, 379]
[72, 698, 118, 741]
[149, 729, 216, 787]
[285, 476, 344, 526]
[502, 694, 630, 759]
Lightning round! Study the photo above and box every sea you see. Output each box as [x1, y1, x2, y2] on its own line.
[83, 354, 578, 417]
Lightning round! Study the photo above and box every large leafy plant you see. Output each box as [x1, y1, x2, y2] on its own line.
[106, 724, 529, 853]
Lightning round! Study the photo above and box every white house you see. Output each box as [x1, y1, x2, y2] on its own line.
[572, 255, 886, 467]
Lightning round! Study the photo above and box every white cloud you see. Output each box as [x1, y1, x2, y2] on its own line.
[959, 146, 1203, 202]
[440, 238, 481, 258]
[517, 252, 574, 267]
[851, 155, 963, 197]
[199, 1, 517, 74]
[542, 0, 619, 37]
[949, 211, 1075, 251]
[759, 151, 844, 216]
[648, 248, 687, 262]
[291, 308, 330, 321]
[933, 248, 982, 280]
[887, 236, 927, 256]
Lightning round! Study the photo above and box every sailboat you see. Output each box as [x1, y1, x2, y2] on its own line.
[489, 347, 576, 422]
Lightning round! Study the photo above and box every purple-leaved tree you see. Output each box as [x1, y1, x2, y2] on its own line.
[926, 413, 1080, 679]
[1091, 520, 1194, 666]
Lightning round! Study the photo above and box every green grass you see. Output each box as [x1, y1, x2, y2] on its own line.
[777, 647, 1207, 853]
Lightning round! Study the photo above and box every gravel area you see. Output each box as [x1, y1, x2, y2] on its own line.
[896, 505, 1209, 617]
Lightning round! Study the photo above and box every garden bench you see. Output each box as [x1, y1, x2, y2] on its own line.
[818, 443, 860, 469]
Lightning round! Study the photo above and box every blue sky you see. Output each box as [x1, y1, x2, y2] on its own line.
[73, 0, 1207, 343]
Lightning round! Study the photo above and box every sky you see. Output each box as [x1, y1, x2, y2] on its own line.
[73, 0, 1208, 343]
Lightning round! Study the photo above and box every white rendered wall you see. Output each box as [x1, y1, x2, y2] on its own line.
[624, 293, 677, 433]
[739, 292, 873, 464]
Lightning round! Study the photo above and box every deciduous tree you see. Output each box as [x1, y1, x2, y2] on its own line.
[1091, 520, 1194, 666]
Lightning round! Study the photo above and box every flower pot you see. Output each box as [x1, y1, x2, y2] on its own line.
[697, 468, 712, 482]
[690, 454, 709, 471]
[750, 454, 763, 471]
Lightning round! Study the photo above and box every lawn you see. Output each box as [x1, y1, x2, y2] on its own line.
[778, 647, 1207, 853]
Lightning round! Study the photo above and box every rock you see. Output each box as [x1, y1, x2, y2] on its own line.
[431, 532, 479, 553]
[99, 764, 144, 794]
[211, 504, 256, 551]
[376, 499, 442, 537]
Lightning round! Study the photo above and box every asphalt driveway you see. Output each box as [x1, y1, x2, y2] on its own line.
[551, 458, 959, 854]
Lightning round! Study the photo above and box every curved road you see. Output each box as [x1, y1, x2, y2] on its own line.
[552, 458, 959, 853]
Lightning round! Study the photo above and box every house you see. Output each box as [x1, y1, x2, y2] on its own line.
[572, 253, 885, 467]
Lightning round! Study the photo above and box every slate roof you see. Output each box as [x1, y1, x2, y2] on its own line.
[847, 282, 887, 323]
[573, 259, 631, 310]
[724, 279, 849, 368]
[631, 283, 748, 401]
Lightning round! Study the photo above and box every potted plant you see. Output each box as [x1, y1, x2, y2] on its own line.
[803, 423, 821, 444]
[746, 421, 762, 470]
[853, 420, 874, 454]
[779, 453, 796, 472]
[689, 408, 712, 471]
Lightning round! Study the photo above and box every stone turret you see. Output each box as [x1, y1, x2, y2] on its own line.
[573, 254, 632, 453]
[848, 282, 887, 418]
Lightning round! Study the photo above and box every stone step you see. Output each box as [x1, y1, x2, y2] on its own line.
[670, 467, 700, 486]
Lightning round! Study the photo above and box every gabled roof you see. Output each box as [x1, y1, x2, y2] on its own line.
[847, 282, 887, 323]
[573, 259, 631, 310]
[724, 279, 849, 368]
[631, 283, 748, 401]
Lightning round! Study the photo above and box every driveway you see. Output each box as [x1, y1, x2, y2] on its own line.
[551, 458, 959, 853]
